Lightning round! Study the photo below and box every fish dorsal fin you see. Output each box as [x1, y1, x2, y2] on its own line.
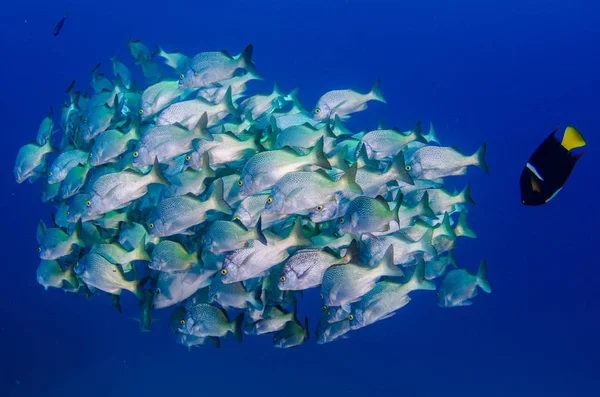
[561, 126, 586, 151]
[531, 176, 541, 193]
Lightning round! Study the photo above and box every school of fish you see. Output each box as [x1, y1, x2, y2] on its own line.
[15, 41, 491, 349]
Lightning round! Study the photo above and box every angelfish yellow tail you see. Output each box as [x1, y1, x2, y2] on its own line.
[562, 126, 586, 151]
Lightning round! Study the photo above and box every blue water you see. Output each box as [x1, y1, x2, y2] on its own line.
[2, 1, 600, 396]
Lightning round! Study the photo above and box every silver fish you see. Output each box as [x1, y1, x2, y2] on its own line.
[438, 260, 491, 307]
[14, 140, 54, 184]
[406, 143, 488, 180]
[265, 165, 362, 216]
[179, 44, 255, 89]
[149, 240, 199, 273]
[278, 241, 356, 291]
[312, 80, 386, 121]
[321, 246, 404, 308]
[349, 262, 435, 330]
[148, 179, 232, 238]
[238, 138, 331, 197]
[181, 303, 244, 342]
[153, 266, 217, 309]
[74, 253, 145, 298]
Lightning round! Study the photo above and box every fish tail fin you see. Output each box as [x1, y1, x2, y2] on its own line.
[454, 211, 477, 239]
[423, 122, 440, 144]
[447, 251, 458, 268]
[238, 44, 256, 74]
[418, 229, 437, 257]
[369, 78, 387, 103]
[250, 284, 264, 310]
[416, 192, 436, 219]
[71, 219, 84, 247]
[132, 239, 151, 262]
[286, 217, 312, 247]
[209, 337, 221, 348]
[437, 212, 456, 240]
[310, 137, 332, 170]
[338, 163, 363, 195]
[562, 126, 586, 151]
[458, 183, 476, 205]
[379, 246, 404, 278]
[283, 87, 299, 103]
[64, 263, 79, 290]
[111, 294, 123, 314]
[342, 239, 359, 263]
[409, 261, 436, 291]
[391, 152, 414, 185]
[254, 217, 267, 245]
[154, 44, 165, 59]
[209, 179, 233, 215]
[129, 277, 148, 301]
[476, 260, 492, 293]
[472, 142, 489, 174]
[231, 312, 245, 343]
[150, 157, 170, 186]
[223, 87, 240, 116]
[192, 112, 210, 140]
[200, 152, 216, 179]
[272, 82, 284, 97]
[127, 118, 141, 140]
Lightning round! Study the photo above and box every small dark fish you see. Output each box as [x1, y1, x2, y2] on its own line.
[520, 126, 586, 206]
[53, 11, 69, 36]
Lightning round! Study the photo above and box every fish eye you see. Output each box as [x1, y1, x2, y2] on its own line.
[75, 261, 79, 267]
[316, 205, 323, 211]
[348, 314, 354, 321]
[233, 216, 240, 221]
[326, 311, 331, 316]
[267, 197, 273, 204]
[405, 165, 412, 171]
[149, 223, 154, 229]
[179, 73, 185, 79]
[66, 211, 70, 216]
[322, 305, 327, 311]
[38, 247, 41, 253]
[202, 238, 206, 244]
[319, 293, 323, 299]
[315, 108, 321, 114]
[48, 171, 53, 176]
[155, 288, 161, 295]
[180, 319, 185, 325]
[237, 180, 243, 187]
[333, 232, 339, 237]
[221, 268, 227, 275]
[88, 152, 93, 158]
[436, 292, 440, 298]
[86, 200, 91, 207]
[185, 155, 191, 161]
[340, 217, 345, 224]
[83, 118, 88, 123]
[280, 275, 286, 282]
[138, 109, 144, 115]
[356, 147, 361, 153]
[133, 151, 139, 158]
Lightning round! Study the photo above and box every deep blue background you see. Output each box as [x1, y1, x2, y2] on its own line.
[2, 1, 599, 396]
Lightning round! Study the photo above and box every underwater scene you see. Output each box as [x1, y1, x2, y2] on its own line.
[2, 1, 599, 396]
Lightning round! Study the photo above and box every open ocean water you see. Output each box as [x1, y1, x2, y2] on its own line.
[1, 1, 599, 396]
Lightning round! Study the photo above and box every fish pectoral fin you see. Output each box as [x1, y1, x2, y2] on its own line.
[530, 176, 541, 193]
[561, 126, 586, 151]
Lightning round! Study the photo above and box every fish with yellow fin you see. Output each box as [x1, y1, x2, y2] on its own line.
[520, 126, 586, 206]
